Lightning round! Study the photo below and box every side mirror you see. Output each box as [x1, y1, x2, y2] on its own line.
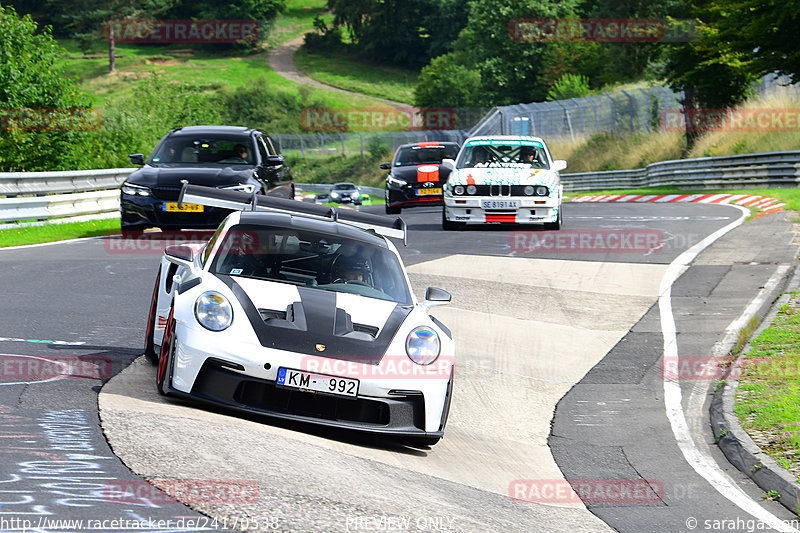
[129, 153, 144, 165]
[424, 287, 451, 310]
[164, 244, 195, 267]
[552, 160, 567, 172]
[264, 154, 285, 166]
[379, 162, 391, 170]
[440, 158, 455, 170]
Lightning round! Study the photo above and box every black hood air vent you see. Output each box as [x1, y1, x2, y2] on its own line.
[259, 308, 288, 321]
[353, 323, 379, 338]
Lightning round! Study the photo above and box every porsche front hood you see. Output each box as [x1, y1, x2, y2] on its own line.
[216, 275, 411, 363]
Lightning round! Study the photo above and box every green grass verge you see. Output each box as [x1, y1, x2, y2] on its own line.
[294, 47, 418, 105]
[0, 219, 121, 248]
[735, 292, 800, 479]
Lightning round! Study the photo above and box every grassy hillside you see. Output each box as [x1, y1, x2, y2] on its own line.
[549, 85, 800, 173]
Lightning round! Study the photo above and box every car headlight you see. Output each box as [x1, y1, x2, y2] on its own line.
[405, 326, 440, 365]
[352, 191, 360, 198]
[387, 175, 407, 187]
[536, 186, 549, 196]
[121, 183, 151, 196]
[524, 185, 534, 196]
[194, 291, 233, 331]
[330, 192, 340, 198]
[454, 185, 465, 195]
[466, 185, 477, 195]
[223, 183, 257, 194]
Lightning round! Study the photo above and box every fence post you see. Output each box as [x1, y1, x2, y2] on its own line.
[620, 90, 635, 132]
[602, 93, 616, 132]
[359, 132, 364, 156]
[341, 133, 346, 156]
[298, 134, 305, 158]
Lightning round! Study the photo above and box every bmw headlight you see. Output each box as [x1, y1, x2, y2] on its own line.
[536, 186, 549, 196]
[454, 185, 465, 195]
[524, 185, 534, 196]
[405, 326, 440, 365]
[194, 291, 233, 331]
[466, 185, 477, 195]
[121, 183, 151, 196]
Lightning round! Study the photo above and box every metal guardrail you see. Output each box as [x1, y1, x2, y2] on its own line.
[1, 151, 798, 225]
[0, 168, 134, 224]
[561, 151, 800, 192]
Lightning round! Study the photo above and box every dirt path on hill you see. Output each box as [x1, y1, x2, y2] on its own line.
[267, 34, 416, 112]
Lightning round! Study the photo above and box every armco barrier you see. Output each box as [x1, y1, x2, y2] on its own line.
[1, 150, 798, 224]
[561, 150, 800, 192]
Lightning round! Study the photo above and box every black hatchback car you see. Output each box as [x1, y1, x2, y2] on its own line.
[120, 126, 293, 232]
[382, 141, 460, 214]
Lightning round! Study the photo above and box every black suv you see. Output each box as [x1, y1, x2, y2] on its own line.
[121, 126, 293, 232]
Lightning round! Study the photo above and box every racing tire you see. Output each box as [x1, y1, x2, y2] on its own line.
[441, 208, 463, 231]
[385, 204, 401, 215]
[156, 307, 176, 396]
[143, 271, 161, 365]
[544, 207, 562, 231]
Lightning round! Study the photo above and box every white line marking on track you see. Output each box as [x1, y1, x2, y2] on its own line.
[659, 205, 798, 532]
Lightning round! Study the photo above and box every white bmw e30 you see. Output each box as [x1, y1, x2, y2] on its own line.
[441, 135, 567, 230]
[143, 184, 454, 446]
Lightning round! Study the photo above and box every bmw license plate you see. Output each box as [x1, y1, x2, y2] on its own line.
[163, 203, 204, 212]
[416, 188, 442, 196]
[276, 367, 359, 398]
[482, 199, 519, 210]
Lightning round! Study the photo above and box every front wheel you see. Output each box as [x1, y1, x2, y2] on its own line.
[143, 271, 161, 364]
[544, 207, 562, 230]
[157, 307, 176, 396]
[442, 208, 463, 231]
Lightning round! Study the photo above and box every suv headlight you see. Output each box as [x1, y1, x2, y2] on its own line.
[405, 326, 440, 365]
[387, 175, 407, 187]
[121, 183, 151, 196]
[194, 291, 233, 331]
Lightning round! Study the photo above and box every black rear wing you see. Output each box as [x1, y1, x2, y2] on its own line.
[178, 182, 407, 243]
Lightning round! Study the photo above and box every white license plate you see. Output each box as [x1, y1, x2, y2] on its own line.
[482, 199, 519, 210]
[276, 367, 359, 398]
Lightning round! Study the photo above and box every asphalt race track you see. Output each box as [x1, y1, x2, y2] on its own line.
[1, 202, 798, 533]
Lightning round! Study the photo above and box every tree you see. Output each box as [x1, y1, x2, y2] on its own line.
[0, 6, 93, 171]
[662, 3, 757, 150]
[698, 0, 800, 83]
[414, 54, 482, 108]
[450, 0, 580, 105]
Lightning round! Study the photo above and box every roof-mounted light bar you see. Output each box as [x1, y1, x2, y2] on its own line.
[178, 182, 406, 242]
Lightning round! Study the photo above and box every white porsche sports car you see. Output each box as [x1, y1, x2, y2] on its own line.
[442, 135, 567, 230]
[143, 184, 454, 446]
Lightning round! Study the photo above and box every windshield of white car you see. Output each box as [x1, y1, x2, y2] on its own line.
[210, 225, 412, 305]
[394, 145, 459, 166]
[150, 136, 254, 167]
[456, 144, 550, 170]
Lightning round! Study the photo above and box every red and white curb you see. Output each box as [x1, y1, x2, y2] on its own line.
[572, 193, 785, 219]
